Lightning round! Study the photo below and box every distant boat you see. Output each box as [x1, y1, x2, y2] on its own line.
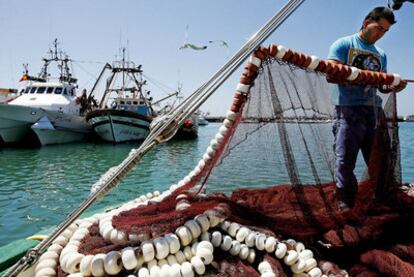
[404, 115, 414, 122]
[174, 113, 199, 139]
[198, 111, 209, 126]
[0, 41, 92, 146]
[156, 91, 199, 140]
[86, 50, 155, 143]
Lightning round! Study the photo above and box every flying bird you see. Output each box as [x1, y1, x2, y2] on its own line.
[179, 43, 207, 51]
[178, 25, 207, 51]
[388, 0, 414, 10]
[208, 40, 229, 48]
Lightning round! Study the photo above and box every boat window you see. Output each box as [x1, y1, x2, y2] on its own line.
[133, 101, 138, 105]
[62, 88, 67, 95]
[46, 87, 54, 94]
[37, 87, 46, 94]
[126, 101, 132, 105]
[30, 87, 37, 94]
[140, 100, 145, 105]
[55, 87, 62, 94]
[120, 101, 125, 105]
[24, 87, 31, 94]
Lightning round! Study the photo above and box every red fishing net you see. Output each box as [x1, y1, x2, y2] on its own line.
[58, 44, 414, 276]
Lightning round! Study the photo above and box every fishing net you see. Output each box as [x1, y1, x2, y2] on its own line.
[37, 44, 414, 277]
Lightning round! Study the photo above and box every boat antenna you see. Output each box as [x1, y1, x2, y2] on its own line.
[3, 1, 305, 276]
[122, 47, 126, 95]
[127, 39, 130, 63]
[23, 64, 29, 75]
[53, 38, 58, 60]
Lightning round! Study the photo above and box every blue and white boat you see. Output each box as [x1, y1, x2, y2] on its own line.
[86, 52, 155, 143]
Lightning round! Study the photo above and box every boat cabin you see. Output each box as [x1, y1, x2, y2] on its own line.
[9, 82, 80, 114]
[22, 84, 75, 96]
[115, 97, 153, 117]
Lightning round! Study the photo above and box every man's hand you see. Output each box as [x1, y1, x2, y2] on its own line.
[393, 79, 408, 93]
[380, 80, 408, 93]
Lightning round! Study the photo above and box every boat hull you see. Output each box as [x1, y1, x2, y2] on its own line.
[0, 104, 44, 143]
[30, 110, 92, 146]
[32, 128, 86, 146]
[86, 109, 152, 143]
[198, 117, 209, 126]
[43, 109, 92, 134]
[174, 114, 199, 140]
[31, 117, 87, 146]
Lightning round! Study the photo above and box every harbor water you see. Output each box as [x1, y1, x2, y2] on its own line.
[1, 122, 414, 247]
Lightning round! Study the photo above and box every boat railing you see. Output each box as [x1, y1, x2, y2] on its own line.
[112, 60, 136, 69]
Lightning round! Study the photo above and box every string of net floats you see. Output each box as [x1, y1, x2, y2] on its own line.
[33, 43, 414, 277]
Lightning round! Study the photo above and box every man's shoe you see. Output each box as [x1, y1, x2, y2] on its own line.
[336, 200, 351, 212]
[335, 187, 355, 212]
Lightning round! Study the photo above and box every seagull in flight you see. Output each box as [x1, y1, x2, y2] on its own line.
[179, 43, 207, 51]
[178, 25, 207, 51]
[208, 40, 229, 48]
[388, 0, 414, 10]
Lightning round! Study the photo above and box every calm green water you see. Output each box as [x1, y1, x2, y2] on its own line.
[1, 123, 413, 246]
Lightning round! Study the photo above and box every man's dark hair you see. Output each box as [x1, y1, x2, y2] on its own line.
[365, 7, 396, 24]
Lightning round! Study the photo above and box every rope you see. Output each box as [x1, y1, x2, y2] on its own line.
[142, 73, 176, 95]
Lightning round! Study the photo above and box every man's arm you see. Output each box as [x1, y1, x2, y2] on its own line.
[326, 59, 351, 85]
[326, 60, 407, 93]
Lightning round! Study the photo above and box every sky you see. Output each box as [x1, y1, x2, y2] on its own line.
[0, 0, 413, 115]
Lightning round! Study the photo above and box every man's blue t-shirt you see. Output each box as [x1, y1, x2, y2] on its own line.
[328, 33, 387, 106]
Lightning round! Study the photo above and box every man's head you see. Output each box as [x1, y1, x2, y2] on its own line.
[360, 7, 396, 44]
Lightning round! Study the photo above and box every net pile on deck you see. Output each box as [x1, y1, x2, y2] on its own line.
[34, 44, 414, 277]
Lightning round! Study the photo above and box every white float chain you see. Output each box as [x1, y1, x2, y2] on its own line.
[54, 212, 220, 276]
[96, 189, 163, 244]
[50, 205, 205, 275]
[34, 220, 82, 276]
[46, 188, 333, 276]
[218, 220, 328, 277]
[132, 240, 214, 277]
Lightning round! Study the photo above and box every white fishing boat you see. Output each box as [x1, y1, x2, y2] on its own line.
[86, 50, 155, 143]
[198, 111, 209, 126]
[154, 92, 200, 140]
[0, 40, 93, 146]
[404, 115, 414, 122]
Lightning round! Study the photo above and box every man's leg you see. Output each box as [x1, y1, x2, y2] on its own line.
[333, 108, 365, 208]
[361, 108, 391, 201]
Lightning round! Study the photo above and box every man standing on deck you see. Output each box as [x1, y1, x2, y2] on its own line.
[327, 7, 407, 211]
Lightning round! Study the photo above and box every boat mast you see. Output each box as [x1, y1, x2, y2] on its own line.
[37, 39, 76, 84]
[121, 47, 126, 98]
